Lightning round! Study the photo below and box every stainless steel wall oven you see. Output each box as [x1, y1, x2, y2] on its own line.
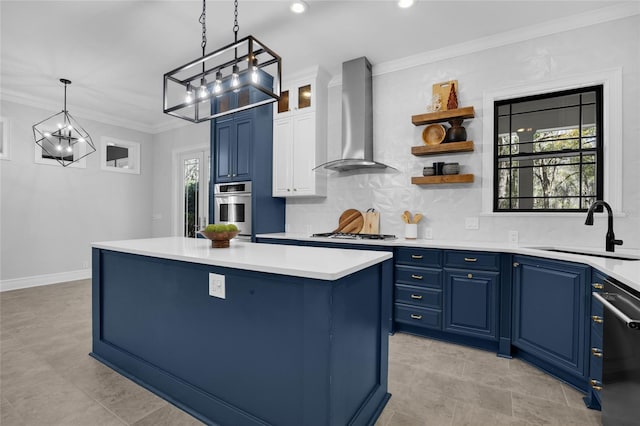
[213, 181, 252, 239]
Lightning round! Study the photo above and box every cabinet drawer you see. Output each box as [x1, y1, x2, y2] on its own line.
[395, 284, 441, 309]
[394, 303, 441, 329]
[395, 247, 442, 268]
[395, 266, 442, 289]
[444, 250, 500, 271]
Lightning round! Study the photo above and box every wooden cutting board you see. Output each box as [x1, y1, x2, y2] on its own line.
[333, 209, 364, 234]
[361, 210, 380, 234]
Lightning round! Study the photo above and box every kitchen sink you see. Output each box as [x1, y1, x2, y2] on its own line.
[535, 248, 640, 261]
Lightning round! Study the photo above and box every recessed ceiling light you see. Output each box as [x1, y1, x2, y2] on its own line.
[290, 1, 308, 14]
[398, 0, 414, 8]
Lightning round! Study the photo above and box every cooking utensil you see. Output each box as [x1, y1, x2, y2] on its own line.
[362, 208, 380, 234]
[403, 210, 412, 224]
[401, 211, 410, 224]
[413, 213, 423, 224]
[333, 209, 364, 234]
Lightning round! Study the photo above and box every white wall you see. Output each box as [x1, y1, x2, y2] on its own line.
[285, 16, 640, 249]
[0, 100, 154, 287]
[150, 122, 210, 238]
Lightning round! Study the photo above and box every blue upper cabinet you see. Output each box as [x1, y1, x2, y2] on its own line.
[209, 76, 286, 238]
[213, 113, 253, 183]
[511, 255, 590, 390]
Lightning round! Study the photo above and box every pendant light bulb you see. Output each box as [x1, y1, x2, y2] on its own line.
[56, 144, 63, 151]
[198, 78, 209, 99]
[185, 83, 194, 103]
[44, 132, 51, 137]
[66, 145, 73, 153]
[214, 71, 223, 95]
[231, 64, 240, 88]
[251, 58, 259, 84]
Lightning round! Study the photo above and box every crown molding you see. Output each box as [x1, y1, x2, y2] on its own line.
[329, 2, 640, 87]
[0, 88, 157, 134]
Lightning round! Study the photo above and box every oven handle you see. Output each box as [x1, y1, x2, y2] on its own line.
[593, 292, 640, 330]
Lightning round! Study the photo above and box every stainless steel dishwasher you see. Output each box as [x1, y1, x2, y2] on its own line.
[593, 278, 640, 426]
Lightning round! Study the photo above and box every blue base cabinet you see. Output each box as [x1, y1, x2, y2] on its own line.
[512, 255, 590, 391]
[91, 248, 392, 425]
[443, 269, 498, 340]
[393, 248, 507, 355]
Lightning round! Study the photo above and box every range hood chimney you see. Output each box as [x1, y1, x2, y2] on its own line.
[315, 57, 394, 172]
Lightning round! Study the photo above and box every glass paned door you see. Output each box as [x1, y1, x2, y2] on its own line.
[179, 150, 209, 237]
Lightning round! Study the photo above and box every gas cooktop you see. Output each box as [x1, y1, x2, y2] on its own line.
[311, 232, 397, 240]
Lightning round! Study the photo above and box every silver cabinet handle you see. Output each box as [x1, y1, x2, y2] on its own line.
[411, 254, 423, 259]
[591, 347, 603, 358]
[410, 294, 423, 300]
[513, 262, 520, 267]
[592, 283, 604, 290]
[464, 257, 477, 262]
[590, 379, 603, 391]
[593, 292, 640, 330]
[410, 314, 422, 320]
[411, 274, 423, 280]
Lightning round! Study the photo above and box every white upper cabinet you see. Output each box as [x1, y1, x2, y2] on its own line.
[273, 66, 328, 198]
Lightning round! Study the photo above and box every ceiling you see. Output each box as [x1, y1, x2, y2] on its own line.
[0, 0, 631, 133]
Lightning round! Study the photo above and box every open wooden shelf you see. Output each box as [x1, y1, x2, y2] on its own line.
[411, 141, 474, 156]
[411, 174, 474, 185]
[412, 106, 475, 126]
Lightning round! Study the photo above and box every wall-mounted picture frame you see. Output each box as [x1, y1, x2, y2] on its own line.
[101, 136, 140, 174]
[0, 117, 10, 160]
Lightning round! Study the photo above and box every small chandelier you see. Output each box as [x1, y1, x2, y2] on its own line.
[163, 0, 282, 123]
[32, 79, 96, 167]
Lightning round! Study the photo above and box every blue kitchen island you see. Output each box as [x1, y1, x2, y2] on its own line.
[91, 237, 393, 426]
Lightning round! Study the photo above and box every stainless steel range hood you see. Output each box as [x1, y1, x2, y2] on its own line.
[315, 57, 394, 172]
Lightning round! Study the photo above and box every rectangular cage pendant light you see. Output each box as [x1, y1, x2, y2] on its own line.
[163, 0, 281, 123]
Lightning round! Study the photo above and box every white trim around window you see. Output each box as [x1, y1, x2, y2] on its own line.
[101, 136, 141, 174]
[34, 136, 87, 168]
[481, 67, 623, 215]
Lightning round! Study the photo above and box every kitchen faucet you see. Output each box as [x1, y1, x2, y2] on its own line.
[585, 200, 623, 252]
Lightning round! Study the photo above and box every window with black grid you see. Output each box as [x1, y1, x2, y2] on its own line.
[494, 85, 603, 212]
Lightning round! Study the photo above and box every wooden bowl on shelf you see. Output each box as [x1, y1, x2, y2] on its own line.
[422, 124, 446, 146]
[198, 230, 239, 248]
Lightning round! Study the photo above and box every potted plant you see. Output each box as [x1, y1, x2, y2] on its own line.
[198, 224, 240, 248]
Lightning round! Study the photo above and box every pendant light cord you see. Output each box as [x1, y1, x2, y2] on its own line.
[233, 0, 239, 43]
[199, 0, 207, 56]
[63, 81, 68, 113]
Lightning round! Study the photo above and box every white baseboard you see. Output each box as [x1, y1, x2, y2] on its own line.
[0, 269, 91, 292]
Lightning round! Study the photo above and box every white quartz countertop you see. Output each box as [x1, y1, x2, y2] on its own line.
[256, 233, 640, 293]
[92, 237, 392, 281]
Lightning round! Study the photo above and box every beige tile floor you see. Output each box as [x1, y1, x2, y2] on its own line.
[0, 280, 602, 425]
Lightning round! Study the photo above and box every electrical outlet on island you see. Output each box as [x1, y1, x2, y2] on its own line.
[209, 273, 226, 299]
